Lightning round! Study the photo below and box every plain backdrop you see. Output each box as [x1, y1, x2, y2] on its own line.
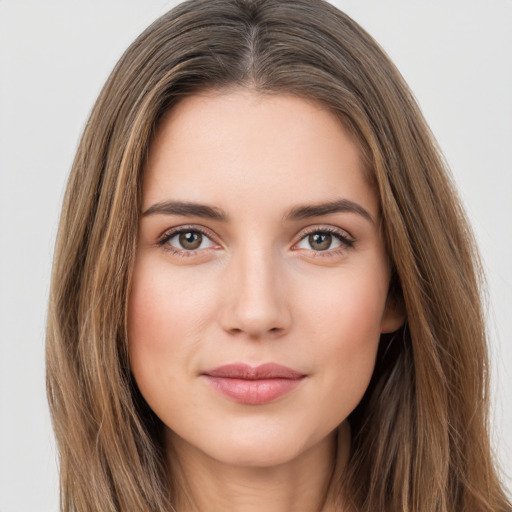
[0, 1, 511, 510]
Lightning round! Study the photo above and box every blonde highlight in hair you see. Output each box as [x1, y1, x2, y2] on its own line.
[46, 1, 511, 510]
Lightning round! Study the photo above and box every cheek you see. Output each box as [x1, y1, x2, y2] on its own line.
[304, 263, 388, 345]
[128, 265, 170, 399]
[128, 266, 174, 361]
[127, 257, 213, 397]
[300, 265, 388, 412]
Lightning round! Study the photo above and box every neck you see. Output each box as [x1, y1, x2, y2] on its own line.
[166, 422, 350, 512]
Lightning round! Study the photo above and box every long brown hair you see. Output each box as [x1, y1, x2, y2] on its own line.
[46, 1, 511, 510]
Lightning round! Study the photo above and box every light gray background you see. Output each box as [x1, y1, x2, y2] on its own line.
[1, 1, 511, 510]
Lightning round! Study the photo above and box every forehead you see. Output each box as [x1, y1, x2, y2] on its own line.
[143, 89, 378, 220]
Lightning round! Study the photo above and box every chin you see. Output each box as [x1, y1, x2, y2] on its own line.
[170, 420, 334, 470]
[210, 443, 306, 469]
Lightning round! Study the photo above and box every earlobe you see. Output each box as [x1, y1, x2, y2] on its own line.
[381, 296, 406, 334]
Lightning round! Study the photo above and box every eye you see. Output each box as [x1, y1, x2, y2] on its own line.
[160, 228, 217, 253]
[295, 228, 354, 252]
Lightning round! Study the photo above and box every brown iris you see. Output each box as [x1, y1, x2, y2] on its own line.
[179, 231, 203, 250]
[308, 232, 332, 251]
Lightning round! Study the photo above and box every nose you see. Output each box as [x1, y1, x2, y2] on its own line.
[219, 246, 292, 339]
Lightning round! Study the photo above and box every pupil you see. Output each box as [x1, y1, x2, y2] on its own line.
[309, 233, 331, 251]
[179, 232, 202, 250]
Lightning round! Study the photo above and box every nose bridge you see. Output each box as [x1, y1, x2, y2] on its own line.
[220, 238, 290, 337]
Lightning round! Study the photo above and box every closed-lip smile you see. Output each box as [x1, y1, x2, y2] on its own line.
[202, 363, 306, 405]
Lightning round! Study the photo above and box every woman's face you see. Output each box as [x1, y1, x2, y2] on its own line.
[128, 89, 403, 468]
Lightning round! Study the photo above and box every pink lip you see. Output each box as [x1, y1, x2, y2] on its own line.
[202, 363, 306, 405]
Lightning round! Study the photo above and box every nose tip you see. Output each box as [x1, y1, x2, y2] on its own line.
[219, 255, 291, 339]
[224, 310, 287, 339]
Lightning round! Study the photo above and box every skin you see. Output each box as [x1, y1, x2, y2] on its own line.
[128, 89, 404, 512]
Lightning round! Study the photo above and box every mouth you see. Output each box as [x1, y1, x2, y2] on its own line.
[201, 363, 306, 405]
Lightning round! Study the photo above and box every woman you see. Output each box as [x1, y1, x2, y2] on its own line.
[46, 0, 511, 511]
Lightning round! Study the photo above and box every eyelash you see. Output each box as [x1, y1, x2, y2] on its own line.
[157, 226, 217, 257]
[296, 226, 354, 258]
[157, 225, 354, 258]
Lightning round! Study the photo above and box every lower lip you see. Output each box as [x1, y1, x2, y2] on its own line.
[203, 376, 304, 405]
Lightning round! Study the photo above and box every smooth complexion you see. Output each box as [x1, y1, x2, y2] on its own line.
[128, 89, 404, 512]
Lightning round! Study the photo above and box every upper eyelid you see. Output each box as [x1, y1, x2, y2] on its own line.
[295, 224, 354, 242]
[157, 223, 354, 249]
[158, 224, 218, 243]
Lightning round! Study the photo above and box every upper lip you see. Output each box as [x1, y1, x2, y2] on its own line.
[202, 363, 305, 380]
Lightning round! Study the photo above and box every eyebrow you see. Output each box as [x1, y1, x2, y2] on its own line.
[142, 198, 374, 224]
[285, 199, 374, 224]
[142, 201, 227, 220]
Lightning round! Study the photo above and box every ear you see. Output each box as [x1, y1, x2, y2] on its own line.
[380, 294, 406, 334]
